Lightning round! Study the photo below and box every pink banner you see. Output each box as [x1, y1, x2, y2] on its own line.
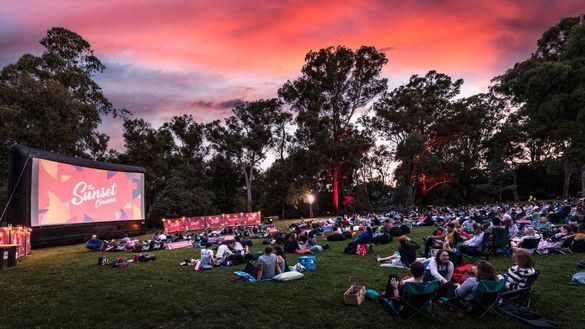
[0, 227, 9, 244]
[205, 215, 225, 229]
[243, 212, 261, 225]
[163, 218, 185, 233]
[11, 229, 25, 258]
[184, 217, 205, 231]
[224, 213, 243, 227]
[166, 240, 192, 249]
[25, 229, 32, 255]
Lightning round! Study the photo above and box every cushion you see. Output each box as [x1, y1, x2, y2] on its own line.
[272, 271, 304, 281]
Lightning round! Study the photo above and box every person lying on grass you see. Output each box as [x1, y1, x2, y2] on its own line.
[257, 246, 282, 280]
[376, 235, 420, 267]
[537, 225, 574, 254]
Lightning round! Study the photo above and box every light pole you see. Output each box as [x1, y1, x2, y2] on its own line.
[307, 194, 315, 218]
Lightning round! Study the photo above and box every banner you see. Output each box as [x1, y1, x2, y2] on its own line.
[0, 227, 9, 244]
[184, 217, 205, 231]
[243, 212, 261, 225]
[224, 213, 243, 227]
[25, 229, 32, 255]
[166, 241, 192, 249]
[205, 215, 225, 229]
[11, 228, 25, 258]
[163, 218, 184, 233]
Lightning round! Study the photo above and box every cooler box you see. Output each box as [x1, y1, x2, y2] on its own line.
[298, 255, 316, 270]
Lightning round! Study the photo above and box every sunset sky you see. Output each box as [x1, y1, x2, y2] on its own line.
[1, 0, 584, 150]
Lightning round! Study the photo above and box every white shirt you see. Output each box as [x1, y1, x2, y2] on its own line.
[216, 244, 231, 259]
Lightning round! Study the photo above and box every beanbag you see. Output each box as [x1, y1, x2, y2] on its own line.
[272, 271, 304, 281]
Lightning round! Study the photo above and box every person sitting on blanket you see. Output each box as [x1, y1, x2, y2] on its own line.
[506, 248, 536, 291]
[451, 261, 502, 313]
[383, 261, 426, 300]
[376, 235, 420, 267]
[200, 242, 216, 269]
[274, 245, 288, 273]
[86, 235, 102, 251]
[216, 240, 234, 264]
[537, 225, 574, 254]
[284, 233, 300, 253]
[348, 226, 374, 248]
[422, 223, 457, 258]
[257, 246, 282, 280]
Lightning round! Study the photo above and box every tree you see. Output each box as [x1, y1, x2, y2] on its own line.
[206, 99, 284, 211]
[279, 46, 387, 212]
[493, 15, 585, 198]
[0, 27, 125, 206]
[369, 70, 463, 205]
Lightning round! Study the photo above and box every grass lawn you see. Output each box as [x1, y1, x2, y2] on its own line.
[0, 221, 583, 329]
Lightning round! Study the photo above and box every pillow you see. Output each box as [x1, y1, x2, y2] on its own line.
[272, 271, 304, 282]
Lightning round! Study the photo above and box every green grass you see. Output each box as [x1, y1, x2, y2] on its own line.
[0, 222, 583, 329]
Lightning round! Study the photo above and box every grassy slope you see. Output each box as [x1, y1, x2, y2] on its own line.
[0, 221, 583, 329]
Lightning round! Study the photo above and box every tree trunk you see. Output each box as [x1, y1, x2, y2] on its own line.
[581, 164, 585, 198]
[512, 170, 519, 202]
[563, 160, 571, 199]
[332, 165, 339, 213]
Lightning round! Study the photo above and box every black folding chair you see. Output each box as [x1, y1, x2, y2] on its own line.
[501, 270, 540, 308]
[518, 237, 541, 254]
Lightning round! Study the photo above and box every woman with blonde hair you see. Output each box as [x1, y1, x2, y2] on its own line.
[506, 248, 536, 290]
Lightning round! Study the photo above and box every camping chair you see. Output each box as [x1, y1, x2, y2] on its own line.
[518, 237, 541, 254]
[501, 270, 540, 309]
[489, 228, 511, 257]
[549, 235, 575, 255]
[384, 280, 440, 320]
[446, 276, 507, 319]
[462, 232, 491, 264]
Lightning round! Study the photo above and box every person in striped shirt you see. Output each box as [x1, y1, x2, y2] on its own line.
[506, 248, 536, 290]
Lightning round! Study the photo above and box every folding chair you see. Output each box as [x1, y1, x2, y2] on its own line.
[489, 228, 511, 257]
[446, 276, 507, 319]
[518, 237, 541, 254]
[501, 270, 540, 309]
[384, 280, 440, 320]
[548, 235, 575, 255]
[462, 232, 491, 264]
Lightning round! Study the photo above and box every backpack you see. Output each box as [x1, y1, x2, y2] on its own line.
[112, 258, 128, 267]
[344, 243, 357, 255]
[244, 261, 258, 277]
[98, 256, 109, 265]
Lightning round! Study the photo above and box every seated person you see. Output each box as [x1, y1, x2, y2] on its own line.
[349, 226, 374, 247]
[200, 242, 216, 269]
[537, 225, 574, 254]
[458, 223, 485, 254]
[533, 216, 553, 236]
[424, 249, 455, 297]
[503, 219, 519, 238]
[257, 246, 282, 280]
[511, 226, 540, 248]
[86, 235, 102, 251]
[215, 241, 234, 264]
[383, 261, 426, 300]
[274, 245, 288, 273]
[506, 248, 536, 291]
[284, 233, 300, 253]
[422, 223, 457, 258]
[461, 217, 477, 234]
[376, 235, 420, 267]
[452, 261, 501, 310]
